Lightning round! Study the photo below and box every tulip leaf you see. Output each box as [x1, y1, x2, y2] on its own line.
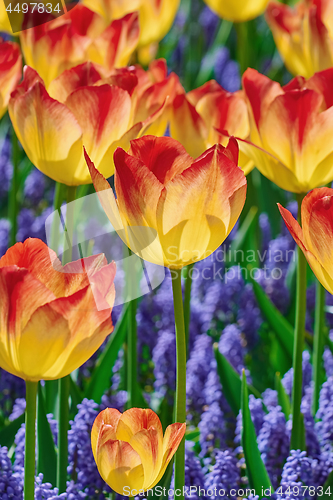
[85, 304, 129, 403]
[0, 414, 24, 449]
[274, 372, 291, 419]
[37, 383, 57, 486]
[214, 346, 261, 415]
[250, 277, 294, 360]
[185, 428, 200, 442]
[69, 375, 84, 415]
[241, 370, 273, 496]
[323, 469, 333, 499]
[150, 458, 174, 500]
[226, 206, 258, 268]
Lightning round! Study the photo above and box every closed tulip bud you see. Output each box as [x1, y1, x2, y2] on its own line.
[240, 67, 333, 193]
[91, 407, 186, 495]
[279, 188, 333, 295]
[0, 238, 116, 381]
[19, 6, 139, 88]
[85, 135, 247, 269]
[170, 81, 253, 175]
[8, 62, 167, 185]
[0, 39, 22, 120]
[82, 0, 180, 49]
[266, 0, 333, 79]
[203, 0, 269, 22]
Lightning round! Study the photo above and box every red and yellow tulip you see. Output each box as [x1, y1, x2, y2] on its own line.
[266, 0, 333, 78]
[279, 188, 333, 295]
[19, 5, 139, 88]
[0, 39, 22, 120]
[170, 81, 253, 175]
[82, 0, 180, 56]
[240, 67, 333, 193]
[203, 0, 269, 22]
[86, 135, 247, 269]
[91, 407, 186, 495]
[0, 238, 116, 381]
[8, 61, 172, 185]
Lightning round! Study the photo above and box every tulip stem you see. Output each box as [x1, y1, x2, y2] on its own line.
[183, 264, 194, 359]
[24, 381, 38, 500]
[57, 185, 77, 493]
[45, 182, 64, 416]
[9, 129, 20, 247]
[128, 296, 138, 408]
[312, 280, 326, 416]
[290, 193, 307, 451]
[172, 269, 186, 500]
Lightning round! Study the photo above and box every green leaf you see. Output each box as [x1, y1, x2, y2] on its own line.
[250, 278, 294, 360]
[185, 428, 200, 442]
[241, 370, 273, 496]
[0, 414, 24, 449]
[85, 304, 129, 402]
[226, 206, 258, 268]
[214, 346, 261, 415]
[69, 375, 84, 415]
[275, 372, 291, 419]
[323, 469, 333, 500]
[149, 458, 174, 500]
[37, 383, 57, 485]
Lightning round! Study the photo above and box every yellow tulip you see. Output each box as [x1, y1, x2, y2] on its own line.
[279, 188, 333, 295]
[266, 0, 333, 79]
[20, 5, 139, 88]
[91, 407, 186, 495]
[82, 0, 180, 48]
[0, 0, 14, 33]
[0, 238, 116, 381]
[8, 61, 175, 185]
[0, 39, 22, 120]
[240, 67, 333, 193]
[170, 81, 254, 175]
[85, 135, 247, 269]
[203, 0, 269, 22]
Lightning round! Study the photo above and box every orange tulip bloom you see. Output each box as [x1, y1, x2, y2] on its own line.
[8, 62, 169, 186]
[266, 0, 333, 78]
[240, 67, 333, 193]
[86, 135, 247, 269]
[91, 407, 186, 495]
[0, 238, 116, 382]
[279, 188, 333, 295]
[0, 39, 22, 120]
[20, 5, 139, 87]
[170, 81, 253, 175]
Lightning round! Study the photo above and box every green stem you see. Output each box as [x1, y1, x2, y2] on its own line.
[183, 264, 194, 360]
[234, 22, 249, 75]
[312, 281, 326, 416]
[172, 270, 186, 500]
[57, 185, 77, 493]
[9, 130, 20, 246]
[290, 193, 307, 451]
[57, 375, 70, 493]
[127, 296, 138, 408]
[24, 381, 38, 500]
[45, 182, 64, 415]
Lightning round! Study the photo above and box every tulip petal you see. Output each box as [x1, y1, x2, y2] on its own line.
[278, 200, 333, 294]
[48, 62, 103, 103]
[156, 143, 246, 268]
[97, 439, 144, 495]
[0, 41, 22, 119]
[301, 188, 333, 277]
[170, 93, 207, 159]
[65, 84, 132, 180]
[9, 77, 84, 186]
[149, 422, 186, 489]
[92, 408, 122, 462]
[116, 408, 163, 443]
